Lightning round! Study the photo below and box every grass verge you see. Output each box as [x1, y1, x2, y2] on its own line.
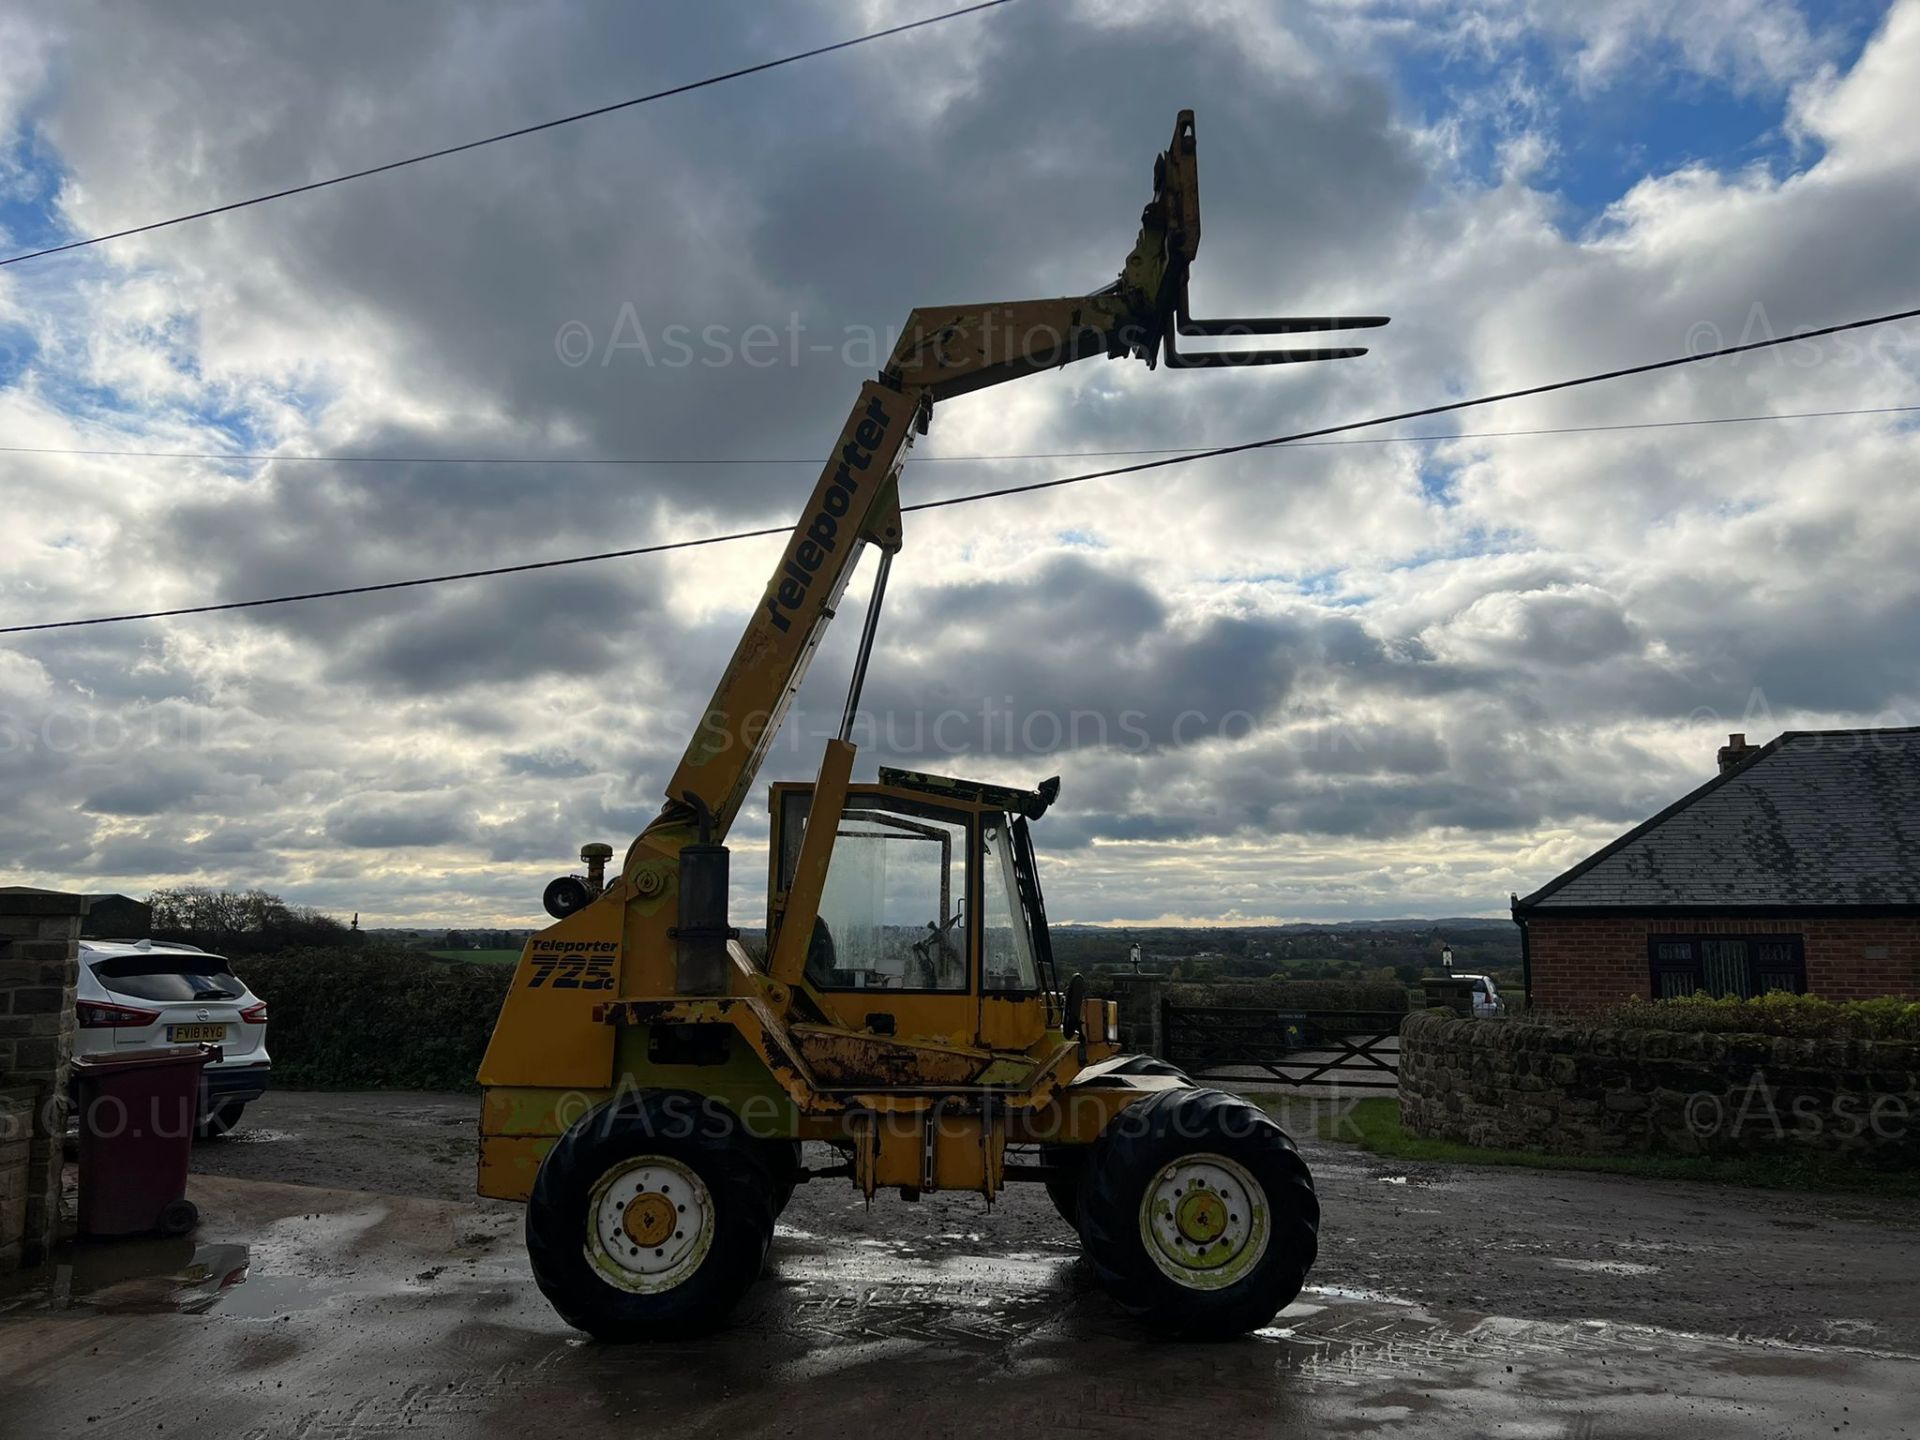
[1318, 1097, 1920, 1199]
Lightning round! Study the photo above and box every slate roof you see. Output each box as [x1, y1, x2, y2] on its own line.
[1516, 727, 1920, 911]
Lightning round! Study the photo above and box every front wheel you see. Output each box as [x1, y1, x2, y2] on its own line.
[1079, 1088, 1318, 1338]
[525, 1091, 775, 1341]
[1042, 1058, 1190, 1233]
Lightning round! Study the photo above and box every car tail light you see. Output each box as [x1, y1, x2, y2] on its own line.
[239, 1001, 269, 1024]
[77, 998, 161, 1029]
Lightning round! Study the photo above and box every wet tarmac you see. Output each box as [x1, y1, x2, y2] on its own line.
[2, 1174, 1914, 1439]
[192, 1090, 1920, 1354]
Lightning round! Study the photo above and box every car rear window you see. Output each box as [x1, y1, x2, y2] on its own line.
[90, 953, 246, 1002]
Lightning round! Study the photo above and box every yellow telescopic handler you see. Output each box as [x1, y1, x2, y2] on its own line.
[477, 111, 1387, 1340]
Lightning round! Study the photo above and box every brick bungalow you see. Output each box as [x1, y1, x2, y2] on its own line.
[1513, 727, 1920, 1012]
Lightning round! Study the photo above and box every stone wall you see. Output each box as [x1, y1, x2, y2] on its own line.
[1526, 913, 1920, 1012]
[1399, 1009, 1920, 1163]
[0, 887, 87, 1272]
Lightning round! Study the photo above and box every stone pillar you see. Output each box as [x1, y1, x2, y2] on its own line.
[1135, 975, 1166, 1057]
[1098, 974, 1167, 1056]
[0, 886, 88, 1272]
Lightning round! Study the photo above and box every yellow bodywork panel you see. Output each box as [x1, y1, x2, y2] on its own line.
[477, 1086, 610, 1201]
[1010, 1071, 1186, 1147]
[848, 1105, 1005, 1198]
[475, 892, 628, 1090]
[979, 994, 1045, 1051]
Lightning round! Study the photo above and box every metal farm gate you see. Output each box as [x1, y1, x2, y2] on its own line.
[1160, 1004, 1403, 1089]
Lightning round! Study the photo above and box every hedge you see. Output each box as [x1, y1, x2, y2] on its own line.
[1580, 992, 1920, 1042]
[233, 949, 1415, 1093]
[237, 947, 509, 1091]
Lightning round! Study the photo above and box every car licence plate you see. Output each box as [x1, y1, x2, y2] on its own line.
[169, 1023, 228, 1043]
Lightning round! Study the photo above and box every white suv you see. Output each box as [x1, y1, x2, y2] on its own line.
[1463, 973, 1504, 1018]
[74, 940, 271, 1136]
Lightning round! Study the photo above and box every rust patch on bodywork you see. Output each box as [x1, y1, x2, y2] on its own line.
[791, 1024, 984, 1088]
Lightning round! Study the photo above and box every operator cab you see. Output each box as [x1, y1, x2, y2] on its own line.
[766, 768, 1064, 1050]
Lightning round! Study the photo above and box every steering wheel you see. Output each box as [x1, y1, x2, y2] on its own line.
[907, 909, 963, 987]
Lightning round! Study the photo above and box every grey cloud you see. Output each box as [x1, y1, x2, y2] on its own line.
[502, 748, 593, 780]
[80, 765, 211, 816]
[324, 796, 472, 849]
[4, 1, 1915, 924]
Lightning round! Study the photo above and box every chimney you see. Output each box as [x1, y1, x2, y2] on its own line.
[1717, 732, 1757, 775]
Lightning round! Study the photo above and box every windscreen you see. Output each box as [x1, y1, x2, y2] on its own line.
[90, 952, 245, 1002]
[811, 796, 968, 992]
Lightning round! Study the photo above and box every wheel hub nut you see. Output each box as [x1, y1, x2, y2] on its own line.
[622, 1191, 676, 1248]
[1176, 1188, 1227, 1244]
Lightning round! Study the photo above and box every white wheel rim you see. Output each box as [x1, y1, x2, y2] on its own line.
[585, 1155, 715, 1294]
[1138, 1152, 1269, 1290]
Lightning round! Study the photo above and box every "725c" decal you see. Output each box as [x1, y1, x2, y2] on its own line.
[524, 941, 618, 991]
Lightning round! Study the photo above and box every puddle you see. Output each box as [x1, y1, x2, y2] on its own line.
[207, 1270, 330, 1319]
[0, 1234, 333, 1320]
[1367, 1170, 1439, 1188]
[214, 1128, 298, 1145]
[1548, 1258, 1661, 1276]
[1306, 1283, 1419, 1306]
[775, 1244, 1073, 1292]
[1, 1237, 248, 1316]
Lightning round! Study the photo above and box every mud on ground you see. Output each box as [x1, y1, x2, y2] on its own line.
[189, 1088, 1920, 1356]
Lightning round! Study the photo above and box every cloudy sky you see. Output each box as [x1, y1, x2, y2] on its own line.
[2, 0, 1916, 928]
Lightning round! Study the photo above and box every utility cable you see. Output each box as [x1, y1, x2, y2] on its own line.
[0, 0, 1018, 269]
[2, 402, 1915, 468]
[4, 301, 1916, 635]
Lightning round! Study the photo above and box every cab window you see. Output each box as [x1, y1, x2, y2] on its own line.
[981, 817, 1040, 993]
[807, 796, 969, 992]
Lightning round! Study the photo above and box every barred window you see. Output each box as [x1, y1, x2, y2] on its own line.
[1648, 935, 1805, 999]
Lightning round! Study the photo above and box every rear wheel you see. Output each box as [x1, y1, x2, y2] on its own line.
[762, 1140, 804, 1216]
[526, 1091, 775, 1341]
[196, 1100, 246, 1138]
[1079, 1087, 1318, 1338]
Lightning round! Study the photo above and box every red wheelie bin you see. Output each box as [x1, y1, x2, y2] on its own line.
[69, 1045, 218, 1237]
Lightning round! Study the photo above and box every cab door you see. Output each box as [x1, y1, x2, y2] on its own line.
[770, 783, 981, 1049]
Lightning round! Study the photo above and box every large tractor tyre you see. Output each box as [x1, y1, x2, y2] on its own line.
[1107, 1054, 1190, 1082]
[763, 1139, 805, 1217]
[1040, 1059, 1190, 1234]
[525, 1090, 775, 1342]
[1078, 1087, 1318, 1338]
[1039, 1144, 1085, 1233]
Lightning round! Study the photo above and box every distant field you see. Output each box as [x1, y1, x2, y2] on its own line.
[428, 948, 522, 966]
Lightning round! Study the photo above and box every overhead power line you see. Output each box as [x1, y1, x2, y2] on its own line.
[0, 0, 1018, 269]
[0, 403, 1912, 469]
[5, 301, 1917, 636]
